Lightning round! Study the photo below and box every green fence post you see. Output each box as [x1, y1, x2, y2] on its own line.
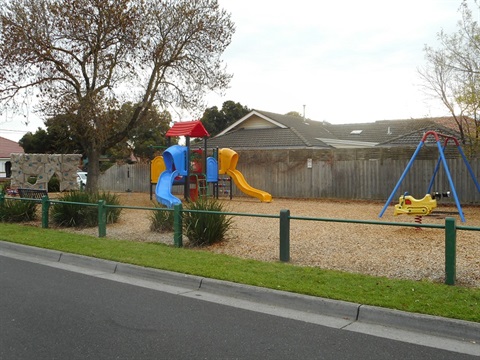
[41, 195, 49, 228]
[98, 200, 106, 238]
[445, 217, 456, 285]
[280, 209, 290, 262]
[0, 192, 4, 206]
[173, 204, 183, 248]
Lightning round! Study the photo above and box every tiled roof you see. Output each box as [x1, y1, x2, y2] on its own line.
[425, 116, 473, 131]
[209, 110, 463, 149]
[209, 110, 333, 149]
[379, 126, 462, 146]
[208, 127, 331, 149]
[255, 110, 336, 140]
[0, 136, 23, 158]
[324, 119, 437, 143]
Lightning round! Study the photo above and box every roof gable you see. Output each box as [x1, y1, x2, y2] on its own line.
[217, 110, 287, 136]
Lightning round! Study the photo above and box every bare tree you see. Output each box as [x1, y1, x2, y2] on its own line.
[0, 0, 234, 191]
[419, 0, 480, 153]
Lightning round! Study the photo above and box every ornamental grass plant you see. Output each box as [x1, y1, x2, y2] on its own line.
[0, 199, 37, 222]
[150, 204, 174, 232]
[183, 197, 233, 246]
[50, 191, 122, 227]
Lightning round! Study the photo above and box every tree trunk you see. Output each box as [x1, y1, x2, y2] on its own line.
[85, 147, 101, 193]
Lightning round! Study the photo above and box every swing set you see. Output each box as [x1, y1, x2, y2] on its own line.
[379, 130, 480, 222]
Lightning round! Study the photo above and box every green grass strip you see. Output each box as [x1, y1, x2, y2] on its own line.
[0, 223, 478, 322]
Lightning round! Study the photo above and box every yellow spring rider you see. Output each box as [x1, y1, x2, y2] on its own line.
[393, 192, 437, 216]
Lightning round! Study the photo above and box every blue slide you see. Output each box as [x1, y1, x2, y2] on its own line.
[155, 145, 188, 208]
[155, 169, 182, 208]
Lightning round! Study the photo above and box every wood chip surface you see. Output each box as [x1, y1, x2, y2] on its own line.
[59, 193, 480, 287]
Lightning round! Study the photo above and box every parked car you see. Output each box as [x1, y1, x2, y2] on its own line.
[77, 172, 87, 187]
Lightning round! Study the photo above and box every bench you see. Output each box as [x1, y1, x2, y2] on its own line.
[17, 188, 49, 199]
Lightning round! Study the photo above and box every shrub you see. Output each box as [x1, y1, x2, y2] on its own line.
[150, 204, 174, 232]
[0, 199, 37, 222]
[50, 191, 122, 227]
[183, 197, 233, 246]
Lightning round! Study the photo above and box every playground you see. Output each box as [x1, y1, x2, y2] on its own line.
[10, 122, 480, 286]
[62, 192, 480, 288]
[59, 127, 480, 287]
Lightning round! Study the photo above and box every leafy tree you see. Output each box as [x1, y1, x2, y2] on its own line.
[419, 0, 480, 154]
[19, 103, 172, 163]
[106, 103, 173, 162]
[201, 100, 250, 136]
[18, 128, 50, 153]
[0, 0, 234, 191]
[19, 114, 86, 154]
[44, 114, 83, 154]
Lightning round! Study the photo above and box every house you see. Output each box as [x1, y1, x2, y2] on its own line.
[0, 136, 23, 178]
[207, 110, 462, 150]
[197, 110, 480, 202]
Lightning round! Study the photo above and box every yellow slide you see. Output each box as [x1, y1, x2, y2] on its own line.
[218, 148, 272, 202]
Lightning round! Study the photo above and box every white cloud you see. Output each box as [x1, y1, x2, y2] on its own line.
[208, 0, 470, 123]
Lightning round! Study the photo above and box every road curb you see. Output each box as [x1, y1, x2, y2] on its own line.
[358, 304, 480, 342]
[199, 277, 360, 321]
[59, 252, 118, 273]
[1, 241, 479, 344]
[115, 262, 204, 290]
[0, 241, 62, 262]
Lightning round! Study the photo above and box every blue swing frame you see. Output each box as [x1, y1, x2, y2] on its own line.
[379, 131, 480, 222]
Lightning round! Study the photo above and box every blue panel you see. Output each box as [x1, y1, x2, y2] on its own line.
[206, 157, 218, 182]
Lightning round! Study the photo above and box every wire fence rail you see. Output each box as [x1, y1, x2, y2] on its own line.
[1, 193, 479, 286]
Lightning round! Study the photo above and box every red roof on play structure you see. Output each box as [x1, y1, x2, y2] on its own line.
[166, 120, 210, 138]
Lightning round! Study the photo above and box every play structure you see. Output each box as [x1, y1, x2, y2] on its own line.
[379, 131, 480, 222]
[150, 120, 272, 208]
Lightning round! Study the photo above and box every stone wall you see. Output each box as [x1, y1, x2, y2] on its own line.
[10, 153, 82, 191]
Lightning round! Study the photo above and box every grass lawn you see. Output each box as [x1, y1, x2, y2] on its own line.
[0, 223, 479, 323]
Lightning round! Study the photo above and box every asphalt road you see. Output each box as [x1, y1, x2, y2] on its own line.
[0, 254, 477, 360]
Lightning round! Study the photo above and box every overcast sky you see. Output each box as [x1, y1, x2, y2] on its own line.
[202, 0, 473, 123]
[0, 0, 475, 141]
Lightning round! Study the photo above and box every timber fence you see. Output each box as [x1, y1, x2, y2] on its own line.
[98, 147, 480, 203]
